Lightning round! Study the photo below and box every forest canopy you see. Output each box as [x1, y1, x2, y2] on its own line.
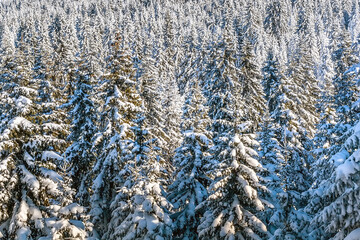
[0, 0, 360, 239]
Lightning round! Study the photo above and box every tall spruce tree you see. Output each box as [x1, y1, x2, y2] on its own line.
[258, 51, 286, 237]
[332, 29, 359, 129]
[89, 32, 142, 238]
[103, 114, 173, 240]
[63, 44, 98, 206]
[139, 45, 168, 148]
[198, 31, 267, 240]
[261, 49, 312, 239]
[238, 35, 266, 132]
[168, 79, 212, 240]
[310, 30, 337, 200]
[158, 11, 183, 166]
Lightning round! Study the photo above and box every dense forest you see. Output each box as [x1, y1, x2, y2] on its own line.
[0, 0, 360, 239]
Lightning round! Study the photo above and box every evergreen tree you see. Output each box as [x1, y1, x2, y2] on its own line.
[258, 51, 286, 237]
[80, 17, 103, 78]
[332, 29, 359, 128]
[63, 44, 98, 205]
[52, 15, 79, 98]
[238, 35, 266, 132]
[258, 117, 284, 238]
[198, 33, 267, 240]
[310, 31, 337, 193]
[242, 0, 267, 64]
[262, 50, 312, 239]
[262, 51, 282, 113]
[139, 46, 168, 148]
[289, 33, 320, 139]
[104, 115, 173, 240]
[158, 11, 183, 166]
[168, 79, 212, 240]
[89, 31, 142, 238]
[264, 0, 289, 43]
